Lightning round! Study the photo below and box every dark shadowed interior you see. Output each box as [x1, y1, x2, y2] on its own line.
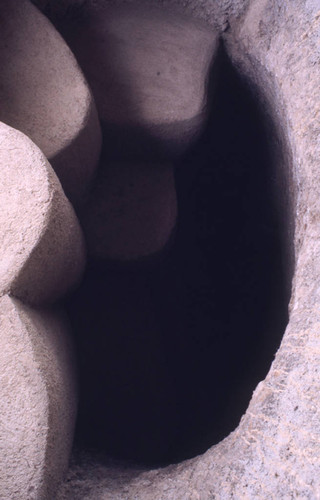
[66, 45, 290, 466]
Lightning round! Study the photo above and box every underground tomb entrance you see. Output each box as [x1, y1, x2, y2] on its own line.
[65, 46, 291, 466]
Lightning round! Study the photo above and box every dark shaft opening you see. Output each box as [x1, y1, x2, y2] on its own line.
[66, 46, 289, 466]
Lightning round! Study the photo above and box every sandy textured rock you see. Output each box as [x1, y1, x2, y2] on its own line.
[57, 3, 219, 158]
[0, 295, 77, 500]
[55, 4, 218, 259]
[1, 0, 319, 498]
[0, 122, 85, 305]
[0, 0, 101, 204]
[56, 1, 320, 498]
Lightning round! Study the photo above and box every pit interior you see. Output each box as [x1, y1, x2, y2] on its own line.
[58, 10, 292, 467]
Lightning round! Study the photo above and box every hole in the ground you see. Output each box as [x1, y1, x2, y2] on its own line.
[65, 40, 290, 466]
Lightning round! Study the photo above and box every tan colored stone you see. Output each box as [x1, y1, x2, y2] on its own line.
[56, 1, 320, 498]
[0, 295, 77, 500]
[0, 122, 85, 305]
[0, 0, 101, 204]
[58, 3, 219, 158]
[31, 0, 249, 33]
[56, 4, 218, 259]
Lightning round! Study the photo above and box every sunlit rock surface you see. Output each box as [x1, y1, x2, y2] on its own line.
[0, 0, 101, 204]
[0, 296, 77, 500]
[0, 123, 85, 305]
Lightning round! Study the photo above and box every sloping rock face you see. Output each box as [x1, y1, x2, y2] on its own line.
[0, 123, 83, 499]
[0, 124, 85, 305]
[0, 296, 77, 500]
[57, 4, 218, 155]
[0, 0, 101, 204]
[53, 0, 319, 499]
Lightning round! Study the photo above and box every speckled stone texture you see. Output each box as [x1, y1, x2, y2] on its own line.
[0, 0, 101, 204]
[0, 122, 84, 498]
[31, 0, 250, 30]
[0, 124, 86, 305]
[52, 0, 320, 498]
[0, 296, 77, 500]
[0, 5, 101, 494]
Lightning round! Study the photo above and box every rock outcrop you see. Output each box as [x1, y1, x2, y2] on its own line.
[0, 0, 101, 204]
[56, 1, 320, 498]
[1, 0, 319, 498]
[0, 122, 83, 499]
[0, 124, 85, 305]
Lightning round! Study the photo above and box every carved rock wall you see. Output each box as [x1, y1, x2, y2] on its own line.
[0, 0, 319, 498]
[0, 0, 101, 204]
[0, 2, 101, 497]
[55, 1, 320, 498]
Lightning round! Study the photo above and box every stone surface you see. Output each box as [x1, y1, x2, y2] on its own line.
[55, 0, 320, 498]
[0, 119, 84, 498]
[58, 4, 219, 158]
[0, 295, 77, 500]
[80, 161, 177, 260]
[0, 122, 85, 305]
[32, 0, 250, 31]
[0, 0, 101, 204]
[1, 0, 319, 498]
[55, 3, 218, 259]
